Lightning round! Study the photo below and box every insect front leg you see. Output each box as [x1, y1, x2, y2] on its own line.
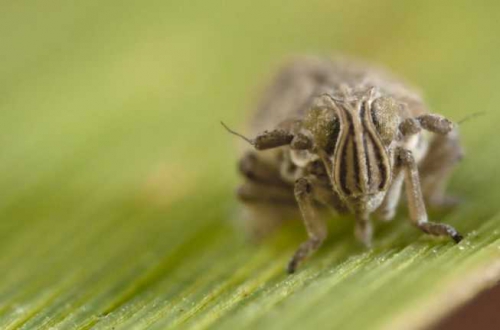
[287, 177, 328, 274]
[419, 128, 464, 208]
[396, 148, 463, 243]
[399, 114, 463, 208]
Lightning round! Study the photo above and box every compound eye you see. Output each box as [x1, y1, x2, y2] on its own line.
[371, 97, 400, 145]
[303, 95, 340, 153]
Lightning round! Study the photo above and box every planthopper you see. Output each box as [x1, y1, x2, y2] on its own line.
[223, 56, 464, 274]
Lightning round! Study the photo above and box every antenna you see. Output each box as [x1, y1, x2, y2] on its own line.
[220, 121, 254, 145]
[457, 111, 486, 125]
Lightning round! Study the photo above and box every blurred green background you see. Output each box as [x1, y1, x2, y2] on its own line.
[1, 1, 500, 329]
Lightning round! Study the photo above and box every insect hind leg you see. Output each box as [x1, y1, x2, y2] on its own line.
[237, 151, 298, 240]
[239, 151, 291, 187]
[237, 181, 298, 241]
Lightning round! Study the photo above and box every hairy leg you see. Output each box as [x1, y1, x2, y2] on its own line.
[396, 147, 463, 243]
[237, 181, 295, 205]
[237, 152, 297, 239]
[239, 151, 291, 187]
[287, 177, 328, 274]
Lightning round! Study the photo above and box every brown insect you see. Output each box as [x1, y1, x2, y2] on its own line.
[223, 56, 463, 274]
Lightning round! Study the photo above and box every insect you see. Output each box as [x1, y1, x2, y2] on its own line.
[223, 56, 464, 274]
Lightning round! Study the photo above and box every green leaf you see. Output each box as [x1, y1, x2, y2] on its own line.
[1, 1, 499, 329]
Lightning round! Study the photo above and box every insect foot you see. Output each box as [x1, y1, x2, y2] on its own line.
[287, 177, 327, 274]
[287, 237, 324, 274]
[395, 147, 463, 243]
[418, 222, 463, 243]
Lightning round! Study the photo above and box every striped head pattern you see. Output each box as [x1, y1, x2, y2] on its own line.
[304, 90, 401, 212]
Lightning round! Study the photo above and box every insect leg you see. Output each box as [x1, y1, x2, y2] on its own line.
[396, 148, 463, 243]
[419, 128, 464, 208]
[237, 151, 298, 239]
[287, 177, 327, 274]
[237, 179, 297, 240]
[239, 151, 291, 187]
[237, 181, 295, 205]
